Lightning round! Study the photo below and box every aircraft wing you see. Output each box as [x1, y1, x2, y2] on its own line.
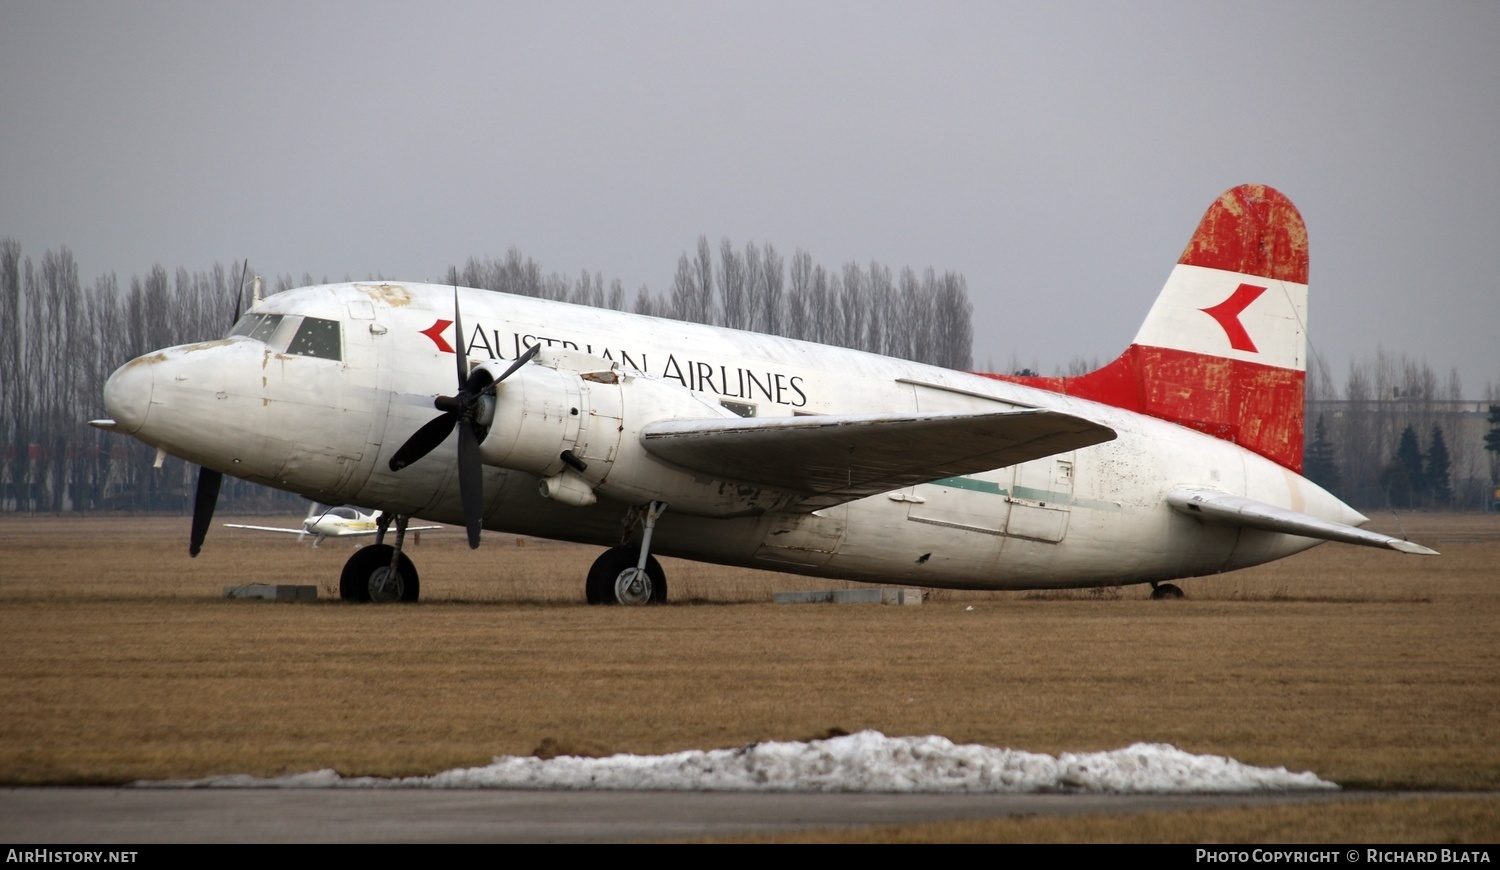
[640, 409, 1116, 510]
[325, 525, 443, 537]
[1166, 488, 1439, 555]
[223, 524, 307, 535]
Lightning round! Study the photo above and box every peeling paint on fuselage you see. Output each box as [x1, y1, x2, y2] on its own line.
[358, 283, 412, 307]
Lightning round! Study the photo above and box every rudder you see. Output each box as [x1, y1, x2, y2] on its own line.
[980, 184, 1309, 471]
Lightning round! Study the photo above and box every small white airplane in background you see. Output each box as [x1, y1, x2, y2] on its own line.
[225, 504, 440, 547]
[93, 184, 1435, 604]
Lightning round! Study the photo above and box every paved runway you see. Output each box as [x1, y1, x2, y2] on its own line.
[1, 788, 1413, 843]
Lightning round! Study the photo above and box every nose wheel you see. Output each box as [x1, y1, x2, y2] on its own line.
[339, 514, 420, 602]
[340, 545, 420, 602]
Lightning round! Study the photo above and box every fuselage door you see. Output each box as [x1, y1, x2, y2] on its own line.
[902, 381, 1015, 534]
[1004, 454, 1075, 543]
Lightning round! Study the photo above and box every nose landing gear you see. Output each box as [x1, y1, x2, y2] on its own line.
[339, 513, 420, 602]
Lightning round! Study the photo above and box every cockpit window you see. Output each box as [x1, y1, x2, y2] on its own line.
[231, 313, 284, 343]
[286, 317, 342, 361]
[229, 313, 343, 362]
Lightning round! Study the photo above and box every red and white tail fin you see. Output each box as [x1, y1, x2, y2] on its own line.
[980, 184, 1309, 471]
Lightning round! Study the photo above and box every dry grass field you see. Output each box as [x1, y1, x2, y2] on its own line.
[1, 510, 1497, 842]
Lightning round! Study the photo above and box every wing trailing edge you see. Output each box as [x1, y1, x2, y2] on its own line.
[1166, 487, 1438, 555]
[641, 409, 1116, 510]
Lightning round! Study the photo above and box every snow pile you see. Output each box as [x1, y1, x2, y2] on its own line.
[145, 731, 1336, 793]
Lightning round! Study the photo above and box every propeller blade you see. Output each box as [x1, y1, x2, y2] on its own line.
[481, 343, 540, 396]
[388, 412, 459, 471]
[457, 419, 484, 549]
[230, 259, 248, 328]
[390, 286, 513, 550]
[452, 286, 468, 391]
[190, 467, 222, 557]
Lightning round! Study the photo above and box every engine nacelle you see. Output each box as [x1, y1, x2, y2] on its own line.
[474, 348, 799, 517]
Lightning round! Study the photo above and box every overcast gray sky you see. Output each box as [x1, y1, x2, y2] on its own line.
[4, 1, 1496, 393]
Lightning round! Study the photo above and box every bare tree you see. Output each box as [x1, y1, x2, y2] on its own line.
[669, 253, 696, 321]
[784, 249, 810, 341]
[694, 236, 715, 324]
[760, 243, 784, 337]
[1, 240, 21, 508]
[838, 263, 864, 351]
[717, 237, 748, 330]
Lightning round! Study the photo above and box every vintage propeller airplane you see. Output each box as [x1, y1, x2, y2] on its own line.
[225, 503, 441, 548]
[91, 184, 1434, 604]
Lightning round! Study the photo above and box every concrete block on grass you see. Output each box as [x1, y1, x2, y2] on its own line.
[223, 584, 318, 602]
[775, 588, 923, 605]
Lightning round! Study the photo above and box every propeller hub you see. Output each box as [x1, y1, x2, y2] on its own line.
[386, 290, 540, 550]
[473, 393, 496, 430]
[103, 357, 154, 435]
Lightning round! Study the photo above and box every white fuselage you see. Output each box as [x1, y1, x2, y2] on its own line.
[305, 508, 380, 538]
[105, 282, 1362, 590]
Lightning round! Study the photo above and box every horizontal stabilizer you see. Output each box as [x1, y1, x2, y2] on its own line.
[1166, 488, 1438, 555]
[642, 409, 1116, 509]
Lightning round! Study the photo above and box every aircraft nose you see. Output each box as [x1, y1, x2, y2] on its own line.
[103, 356, 155, 434]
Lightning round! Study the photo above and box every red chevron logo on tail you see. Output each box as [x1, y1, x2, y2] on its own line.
[1200, 283, 1267, 352]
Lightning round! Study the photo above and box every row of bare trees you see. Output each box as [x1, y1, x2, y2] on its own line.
[455, 237, 974, 369]
[3, 238, 975, 513]
[0, 243, 286, 513]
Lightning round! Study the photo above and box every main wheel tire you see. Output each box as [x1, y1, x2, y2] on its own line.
[1150, 582, 1184, 600]
[586, 546, 666, 605]
[340, 544, 420, 603]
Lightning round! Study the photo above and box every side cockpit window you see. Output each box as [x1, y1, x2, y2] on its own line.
[230, 313, 284, 343]
[286, 317, 342, 361]
[229, 313, 342, 362]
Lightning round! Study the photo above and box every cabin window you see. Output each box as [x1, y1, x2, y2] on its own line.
[287, 317, 343, 361]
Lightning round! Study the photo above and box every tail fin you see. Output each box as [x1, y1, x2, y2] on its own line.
[980, 184, 1309, 471]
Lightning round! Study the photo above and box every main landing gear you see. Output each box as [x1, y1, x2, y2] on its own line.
[337, 501, 672, 605]
[1150, 581, 1184, 600]
[587, 501, 669, 605]
[340, 513, 420, 602]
